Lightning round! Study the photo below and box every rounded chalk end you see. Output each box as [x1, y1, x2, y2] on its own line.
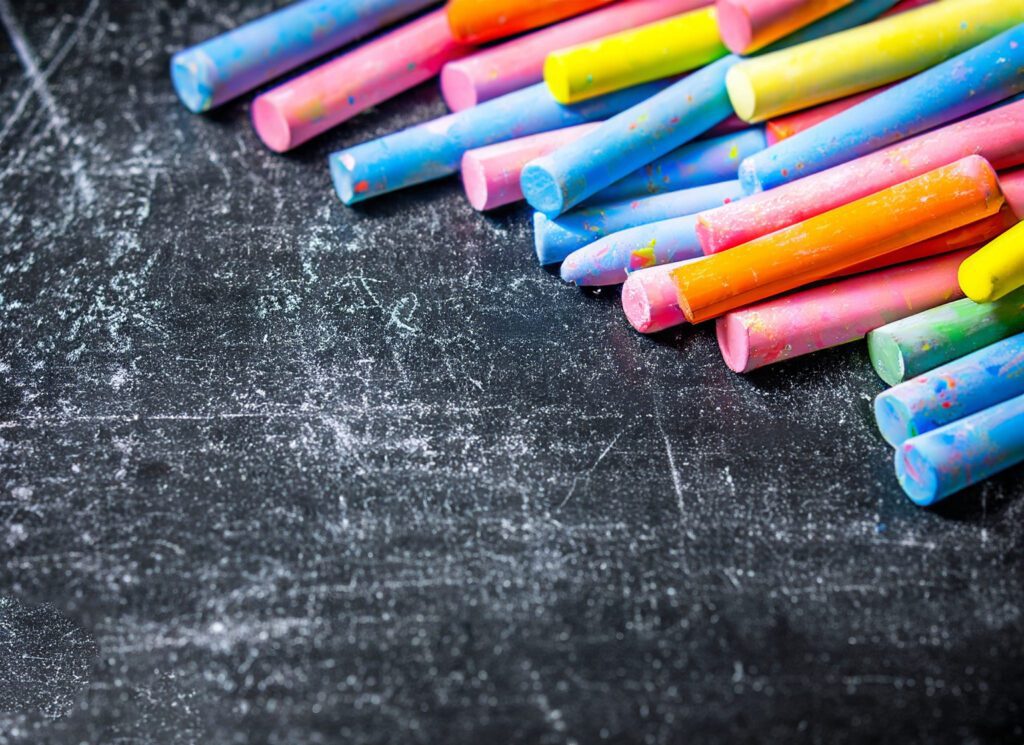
[958, 258, 999, 304]
[440, 63, 478, 112]
[724, 64, 758, 123]
[874, 392, 915, 448]
[866, 331, 906, 387]
[521, 162, 566, 217]
[621, 266, 687, 334]
[251, 95, 293, 153]
[895, 443, 942, 507]
[737, 156, 762, 195]
[715, 0, 754, 55]
[170, 50, 214, 114]
[460, 153, 490, 211]
[543, 54, 574, 105]
[329, 154, 356, 205]
[716, 314, 751, 373]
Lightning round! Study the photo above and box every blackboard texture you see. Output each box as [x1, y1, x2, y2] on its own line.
[1, 2, 1022, 743]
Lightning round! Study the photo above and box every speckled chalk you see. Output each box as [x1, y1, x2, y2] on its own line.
[171, 0, 434, 113]
[895, 392, 1024, 506]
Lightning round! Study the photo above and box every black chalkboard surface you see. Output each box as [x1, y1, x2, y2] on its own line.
[1, 1, 1021, 743]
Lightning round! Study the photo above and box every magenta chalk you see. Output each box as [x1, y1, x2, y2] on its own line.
[716, 250, 970, 374]
[698, 98, 1024, 255]
[621, 260, 702, 334]
[252, 10, 472, 152]
[440, 0, 707, 112]
[461, 124, 601, 211]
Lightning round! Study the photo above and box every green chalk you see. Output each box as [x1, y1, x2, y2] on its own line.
[867, 286, 1024, 387]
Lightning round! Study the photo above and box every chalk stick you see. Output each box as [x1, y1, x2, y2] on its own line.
[329, 79, 671, 205]
[621, 260, 706, 334]
[593, 128, 767, 204]
[959, 220, 1024, 303]
[716, 0, 855, 54]
[440, 0, 707, 111]
[667, 157, 1004, 326]
[520, 0, 901, 217]
[522, 56, 737, 218]
[543, 7, 727, 105]
[697, 98, 1024, 255]
[868, 288, 1024, 388]
[725, 0, 1024, 123]
[537, 180, 744, 269]
[461, 124, 601, 211]
[628, 202, 1017, 335]
[895, 393, 1024, 506]
[251, 10, 471, 153]
[557, 182, 746, 284]
[170, 0, 435, 113]
[717, 250, 969, 374]
[876, 332, 1024, 450]
[446, 0, 617, 44]
[740, 23, 1024, 192]
[765, 87, 889, 145]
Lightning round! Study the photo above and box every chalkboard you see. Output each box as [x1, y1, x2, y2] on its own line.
[1, 1, 1021, 743]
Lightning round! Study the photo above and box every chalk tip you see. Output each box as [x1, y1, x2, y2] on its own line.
[560, 246, 628, 287]
[461, 152, 491, 211]
[542, 54, 574, 106]
[251, 95, 292, 153]
[170, 50, 214, 114]
[521, 162, 567, 217]
[874, 392, 915, 449]
[329, 153, 357, 205]
[715, 0, 755, 55]
[724, 64, 758, 123]
[440, 63, 478, 112]
[895, 443, 942, 507]
[958, 260, 1001, 304]
[866, 331, 906, 387]
[715, 314, 751, 373]
[621, 266, 687, 334]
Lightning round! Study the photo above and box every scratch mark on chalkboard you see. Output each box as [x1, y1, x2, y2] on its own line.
[559, 429, 624, 509]
[0, 0, 96, 205]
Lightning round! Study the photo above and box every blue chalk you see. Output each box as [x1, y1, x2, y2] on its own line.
[521, 56, 738, 218]
[171, 0, 434, 113]
[518, 0, 901, 218]
[329, 80, 672, 205]
[589, 128, 767, 204]
[560, 213, 706, 287]
[535, 179, 744, 267]
[896, 393, 1024, 506]
[741, 22, 1024, 192]
[874, 332, 1024, 448]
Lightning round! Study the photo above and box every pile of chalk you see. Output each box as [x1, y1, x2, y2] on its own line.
[171, 0, 1024, 507]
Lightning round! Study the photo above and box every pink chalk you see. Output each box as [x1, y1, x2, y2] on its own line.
[999, 166, 1024, 218]
[765, 85, 894, 146]
[699, 99, 1024, 255]
[716, 0, 855, 54]
[251, 10, 471, 152]
[461, 123, 601, 211]
[621, 258, 706, 334]
[439, 0, 708, 112]
[716, 249, 971, 373]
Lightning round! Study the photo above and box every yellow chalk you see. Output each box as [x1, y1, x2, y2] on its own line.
[543, 6, 727, 105]
[725, 0, 1024, 123]
[959, 220, 1024, 303]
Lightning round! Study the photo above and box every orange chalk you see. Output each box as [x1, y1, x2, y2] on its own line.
[445, 0, 616, 44]
[670, 156, 1003, 324]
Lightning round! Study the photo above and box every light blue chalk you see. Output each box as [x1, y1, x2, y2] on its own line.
[519, 0, 902, 218]
[171, 0, 434, 113]
[559, 213, 706, 287]
[589, 128, 766, 204]
[329, 80, 673, 205]
[874, 332, 1024, 448]
[535, 179, 744, 267]
[896, 393, 1024, 506]
[741, 23, 1024, 193]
